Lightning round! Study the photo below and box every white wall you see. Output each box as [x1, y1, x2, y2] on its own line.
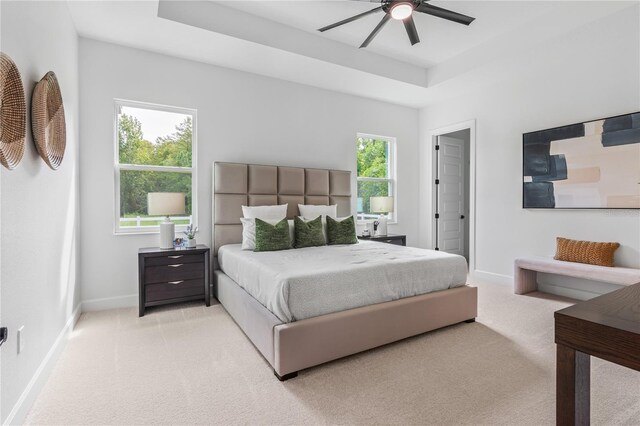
[419, 5, 640, 298]
[79, 38, 419, 308]
[0, 1, 80, 423]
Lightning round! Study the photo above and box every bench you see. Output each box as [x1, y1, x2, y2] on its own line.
[514, 256, 640, 295]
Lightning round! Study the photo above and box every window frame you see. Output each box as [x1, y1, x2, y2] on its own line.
[113, 99, 198, 235]
[356, 132, 397, 224]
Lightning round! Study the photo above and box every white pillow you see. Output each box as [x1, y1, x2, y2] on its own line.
[298, 204, 337, 219]
[241, 218, 294, 250]
[242, 204, 288, 220]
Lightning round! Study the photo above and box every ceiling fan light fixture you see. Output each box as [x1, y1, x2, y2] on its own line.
[317, 0, 475, 49]
[390, 2, 413, 20]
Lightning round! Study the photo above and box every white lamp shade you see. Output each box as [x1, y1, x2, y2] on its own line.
[370, 196, 394, 213]
[148, 192, 186, 216]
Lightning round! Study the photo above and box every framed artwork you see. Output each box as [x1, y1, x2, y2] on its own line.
[523, 112, 640, 209]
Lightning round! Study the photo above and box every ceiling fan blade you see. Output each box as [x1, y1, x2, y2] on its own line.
[318, 6, 383, 32]
[403, 15, 420, 45]
[416, 3, 475, 26]
[360, 14, 391, 48]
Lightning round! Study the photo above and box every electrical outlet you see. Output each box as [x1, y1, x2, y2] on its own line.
[17, 326, 24, 354]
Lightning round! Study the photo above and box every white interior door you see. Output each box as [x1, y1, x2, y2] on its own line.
[436, 136, 466, 256]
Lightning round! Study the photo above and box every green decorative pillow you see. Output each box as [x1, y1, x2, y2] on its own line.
[326, 216, 358, 245]
[254, 218, 291, 252]
[294, 216, 325, 248]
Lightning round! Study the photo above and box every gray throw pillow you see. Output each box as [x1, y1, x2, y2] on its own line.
[254, 218, 291, 252]
[326, 216, 358, 245]
[294, 216, 326, 248]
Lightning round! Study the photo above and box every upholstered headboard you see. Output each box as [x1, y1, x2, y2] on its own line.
[212, 162, 352, 255]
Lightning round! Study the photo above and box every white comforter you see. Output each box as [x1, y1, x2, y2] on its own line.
[218, 240, 468, 323]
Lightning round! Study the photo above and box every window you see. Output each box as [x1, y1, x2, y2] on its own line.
[114, 100, 197, 234]
[356, 134, 396, 222]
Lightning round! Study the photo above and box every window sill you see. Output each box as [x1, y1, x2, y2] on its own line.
[114, 225, 192, 236]
[357, 220, 398, 226]
[114, 229, 159, 236]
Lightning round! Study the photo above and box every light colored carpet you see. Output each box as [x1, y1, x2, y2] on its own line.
[25, 280, 640, 425]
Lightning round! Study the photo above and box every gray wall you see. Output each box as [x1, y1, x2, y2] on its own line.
[0, 1, 80, 422]
[79, 38, 420, 308]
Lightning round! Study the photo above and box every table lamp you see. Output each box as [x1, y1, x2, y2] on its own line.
[148, 192, 186, 249]
[370, 196, 394, 237]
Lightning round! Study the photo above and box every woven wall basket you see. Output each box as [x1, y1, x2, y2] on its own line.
[32, 71, 66, 170]
[0, 52, 26, 170]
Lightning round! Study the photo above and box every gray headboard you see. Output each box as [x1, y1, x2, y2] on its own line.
[212, 162, 352, 254]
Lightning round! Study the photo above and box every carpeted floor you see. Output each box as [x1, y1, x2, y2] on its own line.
[25, 280, 640, 425]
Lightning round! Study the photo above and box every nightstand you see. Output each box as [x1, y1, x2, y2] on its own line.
[138, 245, 210, 317]
[359, 234, 407, 246]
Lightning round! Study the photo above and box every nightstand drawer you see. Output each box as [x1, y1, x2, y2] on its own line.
[380, 238, 404, 246]
[145, 253, 203, 267]
[144, 262, 204, 284]
[358, 234, 406, 246]
[145, 279, 204, 303]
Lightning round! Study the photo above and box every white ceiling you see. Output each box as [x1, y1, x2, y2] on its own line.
[67, 1, 638, 108]
[218, 1, 558, 69]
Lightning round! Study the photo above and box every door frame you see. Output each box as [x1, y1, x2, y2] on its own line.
[426, 120, 476, 274]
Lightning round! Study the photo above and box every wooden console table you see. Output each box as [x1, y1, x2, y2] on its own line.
[554, 282, 640, 425]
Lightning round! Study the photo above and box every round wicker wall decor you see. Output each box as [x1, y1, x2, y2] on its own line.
[32, 71, 66, 170]
[0, 52, 26, 170]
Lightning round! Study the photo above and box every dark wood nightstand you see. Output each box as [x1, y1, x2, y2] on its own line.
[358, 234, 406, 246]
[138, 245, 210, 317]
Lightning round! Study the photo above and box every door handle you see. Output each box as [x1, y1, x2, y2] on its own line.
[460, 215, 465, 219]
[0, 327, 7, 348]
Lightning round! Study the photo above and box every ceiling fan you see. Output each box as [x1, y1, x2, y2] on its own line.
[318, 0, 475, 48]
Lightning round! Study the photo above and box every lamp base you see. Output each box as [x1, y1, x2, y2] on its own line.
[159, 218, 175, 249]
[374, 215, 388, 237]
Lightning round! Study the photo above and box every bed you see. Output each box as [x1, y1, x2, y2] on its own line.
[212, 162, 477, 380]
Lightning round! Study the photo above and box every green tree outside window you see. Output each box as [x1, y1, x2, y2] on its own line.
[117, 108, 194, 228]
[356, 137, 393, 220]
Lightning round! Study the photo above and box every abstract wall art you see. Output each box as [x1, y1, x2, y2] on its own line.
[523, 112, 640, 209]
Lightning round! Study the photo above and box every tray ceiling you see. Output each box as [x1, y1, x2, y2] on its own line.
[68, 1, 638, 108]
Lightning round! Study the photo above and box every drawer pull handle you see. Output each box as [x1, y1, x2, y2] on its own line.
[168, 264, 183, 268]
[386, 240, 392, 243]
[168, 281, 184, 285]
[168, 255, 183, 259]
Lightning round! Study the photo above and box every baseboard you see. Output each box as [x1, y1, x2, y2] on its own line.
[81, 294, 137, 311]
[471, 269, 513, 286]
[3, 305, 81, 426]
